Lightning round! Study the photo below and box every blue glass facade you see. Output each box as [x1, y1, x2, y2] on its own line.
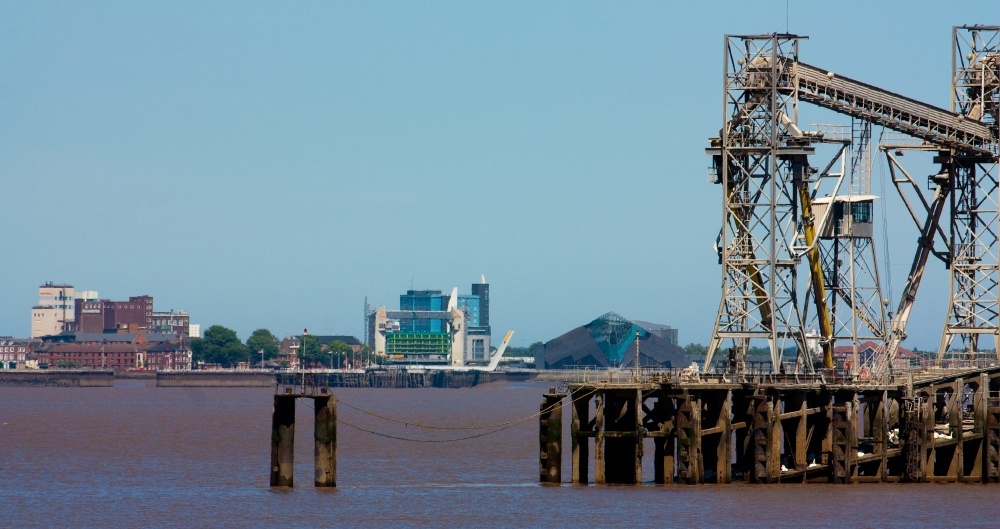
[397, 286, 490, 335]
[457, 295, 481, 327]
[399, 290, 446, 332]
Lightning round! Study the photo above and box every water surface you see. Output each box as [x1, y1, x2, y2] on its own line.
[0, 380, 994, 528]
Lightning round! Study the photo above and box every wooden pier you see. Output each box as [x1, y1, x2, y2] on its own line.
[540, 368, 1000, 485]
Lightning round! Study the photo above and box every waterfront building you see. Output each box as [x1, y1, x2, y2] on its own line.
[150, 310, 191, 337]
[278, 336, 301, 370]
[536, 312, 688, 369]
[0, 337, 30, 369]
[30, 283, 76, 338]
[633, 320, 678, 345]
[368, 278, 492, 365]
[832, 340, 923, 371]
[36, 332, 191, 371]
[75, 294, 153, 334]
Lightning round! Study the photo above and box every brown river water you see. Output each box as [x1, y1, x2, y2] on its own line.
[0, 379, 996, 528]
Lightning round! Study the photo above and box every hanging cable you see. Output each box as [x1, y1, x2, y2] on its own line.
[337, 417, 525, 443]
[335, 388, 598, 439]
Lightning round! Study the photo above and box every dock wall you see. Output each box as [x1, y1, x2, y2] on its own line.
[0, 370, 114, 387]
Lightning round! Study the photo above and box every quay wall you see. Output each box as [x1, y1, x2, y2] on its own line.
[0, 370, 114, 387]
[157, 371, 275, 387]
[0, 369, 537, 388]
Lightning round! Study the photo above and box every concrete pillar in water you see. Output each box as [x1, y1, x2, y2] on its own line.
[315, 395, 337, 487]
[539, 389, 563, 484]
[270, 395, 296, 487]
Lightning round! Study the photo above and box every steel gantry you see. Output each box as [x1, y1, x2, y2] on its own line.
[706, 26, 1000, 379]
[706, 34, 822, 372]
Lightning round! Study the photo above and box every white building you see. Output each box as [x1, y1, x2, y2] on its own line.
[30, 283, 75, 338]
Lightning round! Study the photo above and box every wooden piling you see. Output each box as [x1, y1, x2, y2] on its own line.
[652, 393, 676, 484]
[675, 392, 701, 484]
[571, 389, 591, 484]
[604, 389, 641, 484]
[270, 395, 296, 487]
[314, 395, 337, 487]
[557, 368, 1000, 488]
[539, 390, 563, 484]
[594, 393, 606, 485]
[830, 392, 858, 484]
[986, 374, 1000, 483]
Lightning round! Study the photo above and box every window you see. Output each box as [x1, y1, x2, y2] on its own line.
[851, 201, 872, 223]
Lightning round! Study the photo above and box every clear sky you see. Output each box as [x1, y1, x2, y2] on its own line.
[1, 1, 996, 349]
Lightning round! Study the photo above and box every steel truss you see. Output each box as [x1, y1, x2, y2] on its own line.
[706, 34, 815, 372]
[939, 26, 1000, 361]
[707, 26, 1000, 377]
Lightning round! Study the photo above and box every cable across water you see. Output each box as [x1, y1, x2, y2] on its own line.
[336, 388, 596, 442]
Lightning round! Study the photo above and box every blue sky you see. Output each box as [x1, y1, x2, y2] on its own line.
[1, 1, 996, 348]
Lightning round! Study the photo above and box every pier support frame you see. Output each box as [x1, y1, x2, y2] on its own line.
[676, 392, 702, 484]
[571, 388, 592, 484]
[539, 390, 563, 484]
[314, 396, 337, 487]
[830, 391, 858, 484]
[651, 393, 677, 484]
[270, 396, 296, 487]
[561, 372, 1000, 487]
[268, 391, 339, 488]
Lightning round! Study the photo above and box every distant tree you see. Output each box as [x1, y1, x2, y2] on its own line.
[190, 337, 205, 364]
[358, 344, 386, 366]
[684, 343, 708, 356]
[299, 334, 324, 368]
[246, 329, 280, 363]
[199, 325, 250, 368]
[328, 340, 352, 368]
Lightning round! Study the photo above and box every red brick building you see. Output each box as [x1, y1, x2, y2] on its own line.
[75, 296, 153, 334]
[832, 340, 923, 370]
[37, 332, 191, 371]
[0, 337, 30, 369]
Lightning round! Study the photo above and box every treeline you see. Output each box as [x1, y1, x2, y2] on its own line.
[502, 342, 543, 357]
[190, 325, 379, 369]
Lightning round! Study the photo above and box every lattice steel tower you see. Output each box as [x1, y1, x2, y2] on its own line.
[706, 34, 817, 372]
[939, 25, 1000, 360]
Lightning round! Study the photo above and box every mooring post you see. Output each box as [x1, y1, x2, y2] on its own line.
[270, 395, 296, 487]
[314, 395, 337, 487]
[539, 389, 563, 484]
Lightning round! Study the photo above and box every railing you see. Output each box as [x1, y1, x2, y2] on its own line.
[275, 372, 336, 396]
